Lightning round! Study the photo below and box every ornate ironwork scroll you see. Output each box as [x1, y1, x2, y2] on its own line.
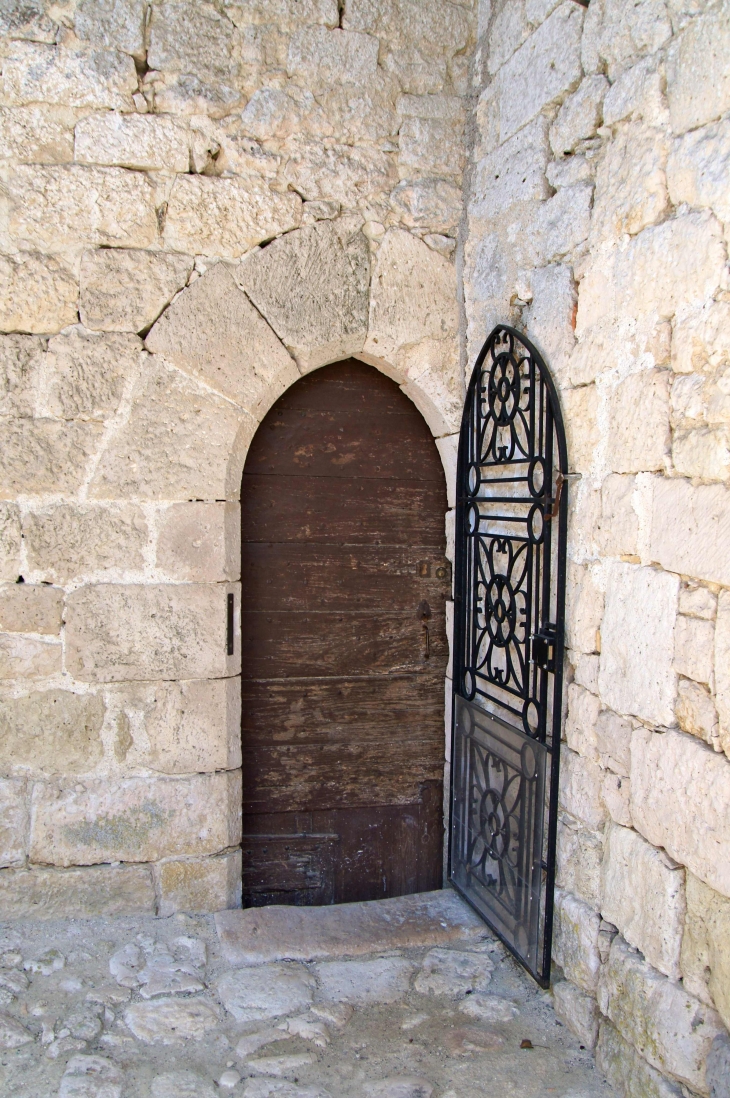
[450, 325, 568, 987]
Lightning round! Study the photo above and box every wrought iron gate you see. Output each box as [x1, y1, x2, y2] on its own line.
[449, 325, 568, 987]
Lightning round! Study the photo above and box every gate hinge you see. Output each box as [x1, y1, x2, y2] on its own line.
[530, 624, 557, 671]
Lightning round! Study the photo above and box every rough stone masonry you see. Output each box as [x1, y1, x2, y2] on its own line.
[0, 1, 729, 1098]
[464, 0, 730, 1094]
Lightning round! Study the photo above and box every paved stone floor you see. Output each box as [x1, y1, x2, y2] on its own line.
[0, 900, 613, 1098]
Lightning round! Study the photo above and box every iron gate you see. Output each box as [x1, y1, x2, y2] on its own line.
[449, 325, 568, 987]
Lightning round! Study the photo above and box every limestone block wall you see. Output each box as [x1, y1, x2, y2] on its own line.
[0, 0, 476, 918]
[464, 0, 730, 1091]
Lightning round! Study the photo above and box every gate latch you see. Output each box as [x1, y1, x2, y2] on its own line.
[531, 624, 557, 671]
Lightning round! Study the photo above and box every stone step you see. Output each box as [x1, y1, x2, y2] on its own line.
[215, 889, 489, 966]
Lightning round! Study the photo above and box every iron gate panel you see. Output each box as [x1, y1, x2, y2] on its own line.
[449, 325, 568, 987]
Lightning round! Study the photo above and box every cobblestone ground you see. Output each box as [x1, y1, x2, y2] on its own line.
[0, 912, 612, 1098]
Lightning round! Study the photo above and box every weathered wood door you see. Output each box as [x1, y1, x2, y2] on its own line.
[240, 360, 450, 906]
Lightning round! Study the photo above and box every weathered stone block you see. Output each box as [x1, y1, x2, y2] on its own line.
[389, 179, 462, 234]
[105, 677, 241, 774]
[559, 748, 607, 830]
[674, 614, 714, 686]
[595, 708, 632, 777]
[631, 726, 730, 899]
[598, 933, 724, 1093]
[5, 165, 158, 251]
[707, 1032, 730, 1098]
[602, 54, 666, 128]
[680, 586, 718, 622]
[590, 123, 669, 245]
[667, 119, 730, 226]
[576, 213, 727, 336]
[163, 175, 302, 259]
[0, 583, 62, 634]
[666, 1, 730, 135]
[485, 1, 530, 75]
[550, 75, 608, 157]
[75, 113, 190, 173]
[552, 979, 600, 1049]
[650, 478, 730, 588]
[523, 264, 578, 381]
[0, 864, 155, 919]
[471, 116, 550, 218]
[0, 252, 78, 335]
[146, 263, 298, 412]
[23, 504, 148, 584]
[556, 814, 603, 909]
[0, 689, 104, 777]
[157, 851, 242, 916]
[237, 219, 370, 373]
[546, 154, 594, 189]
[561, 385, 599, 476]
[672, 301, 730, 377]
[281, 139, 397, 208]
[0, 42, 137, 109]
[495, 2, 584, 144]
[715, 592, 730, 758]
[226, 0, 338, 31]
[530, 186, 593, 266]
[44, 327, 142, 421]
[287, 26, 379, 84]
[0, 334, 44, 416]
[399, 339, 463, 438]
[597, 474, 638, 558]
[573, 652, 600, 695]
[0, 780, 27, 867]
[565, 683, 601, 763]
[566, 482, 602, 561]
[0, 417, 104, 497]
[75, 0, 147, 60]
[676, 678, 720, 750]
[0, 104, 75, 163]
[148, 0, 239, 78]
[553, 888, 601, 993]
[156, 502, 240, 583]
[0, 505, 21, 581]
[580, 0, 672, 81]
[601, 823, 685, 979]
[89, 358, 254, 501]
[65, 583, 240, 682]
[79, 249, 193, 334]
[364, 229, 458, 369]
[596, 1020, 684, 1098]
[0, 634, 61, 679]
[399, 117, 465, 179]
[599, 562, 678, 727]
[681, 872, 730, 1030]
[605, 370, 670, 474]
[673, 428, 730, 482]
[29, 770, 242, 865]
[565, 562, 604, 656]
[602, 773, 632, 828]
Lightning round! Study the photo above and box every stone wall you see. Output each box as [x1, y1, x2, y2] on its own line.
[0, 0, 476, 917]
[464, 0, 730, 1091]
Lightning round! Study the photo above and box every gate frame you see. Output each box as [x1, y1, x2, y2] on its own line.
[448, 324, 569, 988]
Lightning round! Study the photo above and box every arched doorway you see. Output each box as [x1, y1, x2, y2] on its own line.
[240, 359, 450, 906]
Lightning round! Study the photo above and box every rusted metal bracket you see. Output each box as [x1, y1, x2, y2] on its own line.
[546, 472, 582, 520]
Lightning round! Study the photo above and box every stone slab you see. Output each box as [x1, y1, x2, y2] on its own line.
[215, 889, 488, 965]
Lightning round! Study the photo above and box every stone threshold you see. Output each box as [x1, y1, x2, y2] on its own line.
[215, 888, 489, 966]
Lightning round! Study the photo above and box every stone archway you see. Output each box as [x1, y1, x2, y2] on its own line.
[63, 219, 464, 915]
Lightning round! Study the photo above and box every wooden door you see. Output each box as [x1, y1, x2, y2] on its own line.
[240, 360, 450, 906]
